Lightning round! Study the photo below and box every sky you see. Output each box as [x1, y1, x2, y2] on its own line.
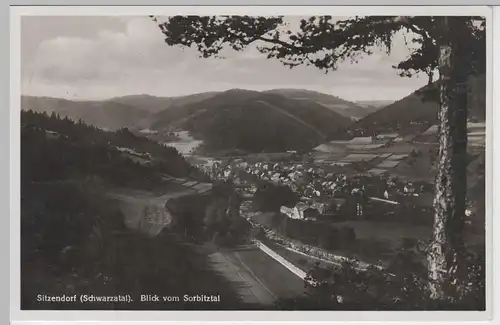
[21, 16, 429, 102]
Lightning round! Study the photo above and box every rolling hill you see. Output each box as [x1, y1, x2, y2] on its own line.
[108, 92, 218, 114]
[351, 74, 486, 135]
[265, 88, 378, 120]
[21, 96, 151, 131]
[150, 89, 354, 154]
[22, 88, 377, 153]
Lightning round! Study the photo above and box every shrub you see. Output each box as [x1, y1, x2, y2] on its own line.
[338, 226, 356, 247]
[253, 182, 299, 212]
[275, 239, 485, 311]
[317, 227, 340, 250]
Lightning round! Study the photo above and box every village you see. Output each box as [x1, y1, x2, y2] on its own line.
[196, 122, 484, 220]
[190, 122, 485, 264]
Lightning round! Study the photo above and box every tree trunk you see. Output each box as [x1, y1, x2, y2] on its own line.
[428, 17, 470, 300]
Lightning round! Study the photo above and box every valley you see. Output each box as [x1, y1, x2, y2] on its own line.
[20, 81, 486, 310]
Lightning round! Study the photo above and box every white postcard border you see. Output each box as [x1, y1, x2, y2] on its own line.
[10, 5, 495, 323]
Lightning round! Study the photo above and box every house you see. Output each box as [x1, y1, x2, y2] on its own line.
[311, 201, 332, 215]
[42, 129, 60, 139]
[237, 162, 249, 169]
[280, 202, 310, 220]
[312, 198, 347, 217]
[280, 206, 299, 219]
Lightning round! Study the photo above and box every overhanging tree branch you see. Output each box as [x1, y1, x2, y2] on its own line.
[151, 14, 486, 301]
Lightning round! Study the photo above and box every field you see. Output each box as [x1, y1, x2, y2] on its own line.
[333, 219, 483, 251]
[252, 212, 484, 268]
[341, 153, 379, 162]
[376, 160, 401, 168]
[309, 140, 439, 178]
[333, 220, 431, 248]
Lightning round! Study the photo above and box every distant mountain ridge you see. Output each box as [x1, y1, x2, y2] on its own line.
[107, 92, 218, 113]
[264, 88, 377, 120]
[21, 87, 400, 153]
[22, 87, 372, 131]
[21, 96, 151, 131]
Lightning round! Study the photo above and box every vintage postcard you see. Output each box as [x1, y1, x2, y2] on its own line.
[10, 5, 492, 323]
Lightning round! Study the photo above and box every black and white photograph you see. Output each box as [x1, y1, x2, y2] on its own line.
[15, 7, 489, 316]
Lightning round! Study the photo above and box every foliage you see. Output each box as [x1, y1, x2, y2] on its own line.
[21, 182, 246, 310]
[153, 15, 484, 77]
[205, 181, 251, 247]
[151, 14, 486, 144]
[253, 182, 300, 212]
[275, 239, 485, 310]
[266, 214, 357, 251]
[20, 112, 254, 309]
[170, 180, 250, 247]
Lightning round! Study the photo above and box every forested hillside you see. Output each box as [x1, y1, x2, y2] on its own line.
[151, 89, 354, 153]
[352, 74, 486, 135]
[20, 110, 251, 310]
[21, 110, 200, 187]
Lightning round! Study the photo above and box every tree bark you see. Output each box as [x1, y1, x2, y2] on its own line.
[428, 16, 470, 300]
